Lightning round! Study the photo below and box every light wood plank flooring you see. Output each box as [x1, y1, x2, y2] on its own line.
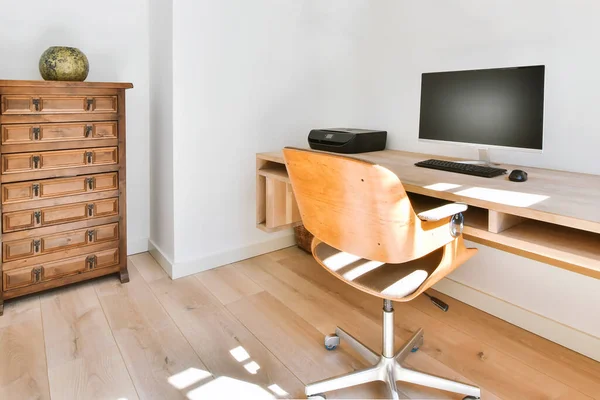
[1, 247, 599, 399]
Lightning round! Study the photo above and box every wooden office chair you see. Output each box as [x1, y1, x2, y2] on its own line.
[283, 148, 481, 400]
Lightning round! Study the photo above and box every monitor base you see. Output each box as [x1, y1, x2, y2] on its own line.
[455, 148, 499, 166]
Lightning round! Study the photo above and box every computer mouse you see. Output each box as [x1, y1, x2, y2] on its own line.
[509, 169, 528, 182]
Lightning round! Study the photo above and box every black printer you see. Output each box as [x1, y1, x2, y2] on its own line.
[308, 128, 387, 154]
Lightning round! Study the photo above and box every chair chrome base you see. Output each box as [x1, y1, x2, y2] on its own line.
[306, 300, 481, 399]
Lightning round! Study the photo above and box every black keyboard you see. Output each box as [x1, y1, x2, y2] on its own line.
[415, 159, 507, 178]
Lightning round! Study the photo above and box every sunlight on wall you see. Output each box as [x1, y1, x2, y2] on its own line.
[167, 367, 212, 390]
[186, 376, 275, 399]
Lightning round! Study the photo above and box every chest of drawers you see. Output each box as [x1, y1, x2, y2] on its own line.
[0, 80, 132, 315]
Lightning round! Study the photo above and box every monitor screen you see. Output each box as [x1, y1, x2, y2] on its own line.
[418, 65, 545, 150]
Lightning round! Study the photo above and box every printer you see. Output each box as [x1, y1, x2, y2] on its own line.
[308, 128, 387, 154]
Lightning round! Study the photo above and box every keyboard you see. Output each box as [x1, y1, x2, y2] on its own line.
[414, 159, 507, 178]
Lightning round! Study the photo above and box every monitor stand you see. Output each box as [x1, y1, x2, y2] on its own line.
[456, 148, 493, 166]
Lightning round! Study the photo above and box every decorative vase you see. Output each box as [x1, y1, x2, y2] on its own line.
[39, 46, 89, 81]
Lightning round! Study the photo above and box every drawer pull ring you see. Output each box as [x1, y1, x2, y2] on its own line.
[33, 239, 41, 253]
[86, 151, 93, 164]
[85, 125, 93, 137]
[87, 255, 97, 270]
[87, 204, 94, 217]
[32, 155, 41, 169]
[87, 98, 94, 111]
[33, 127, 40, 140]
[86, 177, 94, 190]
[32, 267, 42, 282]
[87, 230, 95, 242]
[32, 183, 40, 196]
[34, 211, 41, 224]
[32, 98, 40, 111]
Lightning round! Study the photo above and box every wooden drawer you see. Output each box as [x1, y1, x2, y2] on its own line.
[1, 95, 117, 114]
[1, 147, 118, 174]
[3, 248, 120, 291]
[2, 197, 119, 233]
[2, 172, 118, 204]
[1, 121, 117, 145]
[3, 222, 119, 262]
[3, 266, 41, 290]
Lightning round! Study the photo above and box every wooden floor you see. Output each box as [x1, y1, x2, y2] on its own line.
[1, 247, 599, 400]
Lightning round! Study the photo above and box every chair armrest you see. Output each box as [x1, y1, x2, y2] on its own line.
[417, 203, 468, 222]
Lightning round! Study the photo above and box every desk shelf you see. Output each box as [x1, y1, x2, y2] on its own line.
[464, 220, 600, 279]
[407, 192, 600, 279]
[256, 155, 301, 232]
[257, 165, 290, 183]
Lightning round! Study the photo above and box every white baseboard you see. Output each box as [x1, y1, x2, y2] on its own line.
[148, 239, 174, 277]
[128, 236, 149, 255]
[171, 235, 296, 279]
[434, 277, 600, 362]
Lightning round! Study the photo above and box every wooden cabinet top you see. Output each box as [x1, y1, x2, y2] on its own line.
[0, 80, 133, 89]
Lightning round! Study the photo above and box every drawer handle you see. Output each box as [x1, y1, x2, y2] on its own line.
[32, 267, 42, 282]
[86, 177, 94, 190]
[87, 255, 97, 270]
[32, 127, 40, 140]
[33, 239, 41, 253]
[34, 210, 41, 224]
[87, 229, 95, 242]
[85, 125, 93, 137]
[86, 151, 93, 164]
[87, 204, 94, 217]
[87, 98, 94, 111]
[32, 155, 40, 169]
[32, 98, 40, 111]
[32, 183, 40, 197]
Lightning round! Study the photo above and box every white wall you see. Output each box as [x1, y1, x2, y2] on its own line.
[0, 0, 150, 254]
[355, 0, 600, 339]
[149, 0, 175, 263]
[171, 0, 382, 272]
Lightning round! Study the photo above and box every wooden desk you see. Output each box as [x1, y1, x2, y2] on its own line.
[256, 149, 600, 280]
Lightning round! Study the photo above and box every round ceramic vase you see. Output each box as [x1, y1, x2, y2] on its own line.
[39, 46, 89, 81]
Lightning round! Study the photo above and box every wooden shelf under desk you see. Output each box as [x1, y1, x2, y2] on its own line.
[464, 220, 600, 279]
[407, 193, 600, 279]
[256, 150, 600, 279]
[257, 165, 290, 183]
[256, 155, 301, 232]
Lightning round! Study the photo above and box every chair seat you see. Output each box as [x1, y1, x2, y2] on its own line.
[313, 241, 444, 301]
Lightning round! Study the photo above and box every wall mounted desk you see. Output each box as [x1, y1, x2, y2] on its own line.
[256, 149, 600, 280]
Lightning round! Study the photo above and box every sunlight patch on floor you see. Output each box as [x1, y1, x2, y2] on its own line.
[230, 345, 251, 362]
[267, 384, 289, 396]
[244, 361, 261, 374]
[167, 368, 212, 390]
[186, 376, 275, 399]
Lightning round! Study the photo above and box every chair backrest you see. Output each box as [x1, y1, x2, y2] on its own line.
[284, 147, 421, 264]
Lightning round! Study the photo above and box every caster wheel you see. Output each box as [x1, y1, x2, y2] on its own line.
[463, 397, 480, 400]
[324, 334, 340, 351]
[308, 394, 326, 399]
[410, 346, 420, 353]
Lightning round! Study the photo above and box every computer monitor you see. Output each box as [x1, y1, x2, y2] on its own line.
[418, 65, 545, 154]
